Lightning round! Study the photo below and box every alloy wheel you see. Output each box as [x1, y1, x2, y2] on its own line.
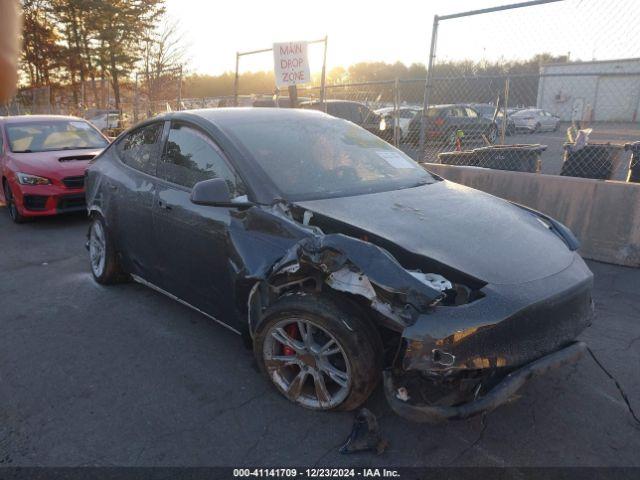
[89, 220, 107, 278]
[263, 318, 352, 410]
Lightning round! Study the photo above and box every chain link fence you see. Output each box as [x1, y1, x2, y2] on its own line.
[5, 0, 640, 181]
[415, 0, 640, 181]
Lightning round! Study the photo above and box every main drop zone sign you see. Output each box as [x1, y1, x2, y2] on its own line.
[273, 41, 310, 88]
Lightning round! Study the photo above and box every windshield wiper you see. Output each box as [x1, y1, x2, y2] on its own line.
[12, 149, 33, 153]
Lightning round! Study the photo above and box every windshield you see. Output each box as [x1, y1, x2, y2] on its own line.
[227, 114, 436, 201]
[6, 120, 108, 153]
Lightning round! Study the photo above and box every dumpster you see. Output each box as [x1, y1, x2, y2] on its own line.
[438, 144, 545, 173]
[438, 150, 479, 167]
[560, 143, 624, 180]
[625, 142, 640, 183]
[472, 144, 545, 173]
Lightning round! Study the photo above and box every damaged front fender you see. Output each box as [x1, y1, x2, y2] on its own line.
[248, 232, 447, 336]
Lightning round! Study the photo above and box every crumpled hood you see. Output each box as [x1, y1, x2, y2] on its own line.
[8, 148, 103, 181]
[295, 181, 574, 285]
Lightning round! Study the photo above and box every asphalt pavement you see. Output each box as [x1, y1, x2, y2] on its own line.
[0, 209, 639, 467]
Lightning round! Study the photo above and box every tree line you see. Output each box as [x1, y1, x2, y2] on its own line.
[20, 0, 185, 109]
[183, 53, 567, 101]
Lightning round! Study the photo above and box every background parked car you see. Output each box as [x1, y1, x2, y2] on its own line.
[407, 104, 498, 145]
[468, 103, 498, 121]
[495, 107, 522, 136]
[252, 97, 311, 108]
[87, 110, 127, 132]
[0, 115, 109, 223]
[300, 100, 392, 141]
[374, 106, 420, 141]
[511, 108, 560, 133]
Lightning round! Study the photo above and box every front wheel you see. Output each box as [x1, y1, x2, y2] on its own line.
[88, 215, 128, 284]
[3, 181, 26, 224]
[254, 293, 381, 412]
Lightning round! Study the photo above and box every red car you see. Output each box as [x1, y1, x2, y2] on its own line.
[0, 115, 109, 223]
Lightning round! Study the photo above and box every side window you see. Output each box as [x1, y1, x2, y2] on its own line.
[465, 108, 479, 118]
[116, 122, 164, 175]
[159, 123, 245, 197]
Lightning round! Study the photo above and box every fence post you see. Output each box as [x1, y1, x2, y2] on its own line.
[177, 65, 183, 111]
[393, 78, 400, 147]
[420, 14, 439, 159]
[233, 52, 240, 107]
[501, 76, 510, 144]
[320, 35, 328, 111]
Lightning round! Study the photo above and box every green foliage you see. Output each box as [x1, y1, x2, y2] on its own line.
[20, 0, 165, 108]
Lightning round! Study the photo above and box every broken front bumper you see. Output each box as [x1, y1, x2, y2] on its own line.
[383, 341, 587, 423]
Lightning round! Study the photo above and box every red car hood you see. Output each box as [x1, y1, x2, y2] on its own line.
[8, 148, 104, 181]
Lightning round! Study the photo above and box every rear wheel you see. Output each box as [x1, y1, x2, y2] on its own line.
[88, 214, 128, 284]
[254, 293, 381, 412]
[3, 181, 26, 224]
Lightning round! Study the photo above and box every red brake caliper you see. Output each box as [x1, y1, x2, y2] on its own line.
[282, 323, 299, 356]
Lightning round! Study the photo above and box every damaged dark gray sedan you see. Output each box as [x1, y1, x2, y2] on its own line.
[85, 108, 594, 422]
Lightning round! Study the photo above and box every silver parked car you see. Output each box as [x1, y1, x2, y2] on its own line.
[511, 108, 560, 133]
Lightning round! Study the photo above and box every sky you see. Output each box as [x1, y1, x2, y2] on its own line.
[164, 0, 639, 76]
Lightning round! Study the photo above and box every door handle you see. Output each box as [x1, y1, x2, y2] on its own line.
[158, 200, 172, 211]
[108, 183, 117, 191]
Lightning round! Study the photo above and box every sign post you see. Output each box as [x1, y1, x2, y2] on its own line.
[273, 41, 310, 108]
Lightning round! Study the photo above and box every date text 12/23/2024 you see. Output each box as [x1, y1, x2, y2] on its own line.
[233, 469, 401, 478]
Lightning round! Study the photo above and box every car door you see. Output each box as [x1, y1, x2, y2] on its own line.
[152, 121, 247, 322]
[109, 121, 167, 284]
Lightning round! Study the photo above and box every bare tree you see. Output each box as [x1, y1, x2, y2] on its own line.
[141, 16, 188, 105]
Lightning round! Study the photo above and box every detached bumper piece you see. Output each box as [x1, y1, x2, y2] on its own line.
[383, 341, 587, 423]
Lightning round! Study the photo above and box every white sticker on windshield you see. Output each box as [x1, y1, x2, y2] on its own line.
[70, 121, 91, 130]
[376, 150, 416, 169]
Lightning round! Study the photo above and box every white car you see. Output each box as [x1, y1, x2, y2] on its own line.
[511, 109, 560, 133]
[375, 106, 420, 140]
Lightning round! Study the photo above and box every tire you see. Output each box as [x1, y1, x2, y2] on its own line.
[254, 292, 381, 412]
[3, 180, 26, 224]
[88, 214, 128, 284]
[533, 122, 541, 133]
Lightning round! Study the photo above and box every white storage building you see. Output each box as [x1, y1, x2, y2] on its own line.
[537, 58, 640, 122]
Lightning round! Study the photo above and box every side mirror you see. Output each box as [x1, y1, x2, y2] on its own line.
[190, 178, 254, 208]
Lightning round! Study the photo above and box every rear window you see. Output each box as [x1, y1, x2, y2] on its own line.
[6, 120, 108, 153]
